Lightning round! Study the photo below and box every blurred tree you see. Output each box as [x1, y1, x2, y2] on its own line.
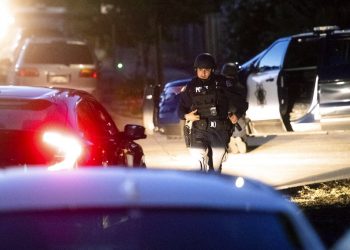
[222, 0, 350, 63]
[10, 0, 224, 86]
[10, 0, 100, 39]
[102, 0, 223, 85]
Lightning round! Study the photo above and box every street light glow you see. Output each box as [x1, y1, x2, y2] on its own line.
[116, 62, 123, 69]
[0, 1, 14, 40]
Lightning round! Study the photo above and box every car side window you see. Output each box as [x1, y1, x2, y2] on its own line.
[257, 41, 289, 72]
[325, 38, 350, 66]
[77, 99, 118, 139]
[283, 38, 320, 69]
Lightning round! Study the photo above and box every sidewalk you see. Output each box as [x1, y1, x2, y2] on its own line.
[112, 111, 350, 189]
[109, 112, 194, 170]
[138, 133, 194, 171]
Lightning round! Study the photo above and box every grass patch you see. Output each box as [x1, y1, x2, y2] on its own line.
[281, 179, 350, 247]
[281, 179, 350, 208]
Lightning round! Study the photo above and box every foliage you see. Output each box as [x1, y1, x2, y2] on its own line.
[222, 0, 350, 62]
[282, 179, 350, 208]
[100, 0, 223, 45]
[102, 74, 150, 116]
[10, 0, 100, 39]
[282, 179, 350, 248]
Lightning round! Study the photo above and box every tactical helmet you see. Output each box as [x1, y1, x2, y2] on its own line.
[221, 62, 240, 78]
[194, 53, 216, 69]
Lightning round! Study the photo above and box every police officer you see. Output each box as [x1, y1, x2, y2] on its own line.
[221, 62, 248, 154]
[178, 53, 248, 172]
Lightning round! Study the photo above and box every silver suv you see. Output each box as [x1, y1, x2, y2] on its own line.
[7, 36, 98, 93]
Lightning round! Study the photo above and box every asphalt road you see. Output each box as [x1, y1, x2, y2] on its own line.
[110, 111, 350, 189]
[223, 131, 350, 189]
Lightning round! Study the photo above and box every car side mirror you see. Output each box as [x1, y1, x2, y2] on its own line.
[124, 124, 147, 140]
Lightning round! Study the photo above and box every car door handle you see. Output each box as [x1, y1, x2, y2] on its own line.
[265, 78, 274, 82]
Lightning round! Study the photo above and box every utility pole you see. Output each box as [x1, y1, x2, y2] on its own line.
[155, 22, 164, 87]
[100, 3, 116, 57]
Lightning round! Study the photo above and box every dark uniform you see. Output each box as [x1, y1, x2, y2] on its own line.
[178, 57, 248, 172]
[221, 62, 248, 153]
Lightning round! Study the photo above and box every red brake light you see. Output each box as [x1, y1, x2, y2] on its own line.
[16, 67, 39, 77]
[42, 131, 82, 171]
[79, 68, 97, 78]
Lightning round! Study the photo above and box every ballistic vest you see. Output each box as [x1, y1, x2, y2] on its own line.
[190, 78, 228, 120]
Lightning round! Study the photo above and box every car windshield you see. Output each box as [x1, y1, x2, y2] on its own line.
[0, 99, 66, 130]
[0, 209, 301, 250]
[23, 42, 94, 65]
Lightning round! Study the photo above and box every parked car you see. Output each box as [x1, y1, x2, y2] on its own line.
[0, 167, 325, 250]
[0, 26, 65, 83]
[157, 78, 191, 136]
[0, 86, 146, 170]
[142, 79, 190, 136]
[142, 83, 161, 134]
[241, 25, 350, 135]
[6, 36, 99, 94]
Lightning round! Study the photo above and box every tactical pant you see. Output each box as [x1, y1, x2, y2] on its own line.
[188, 120, 231, 172]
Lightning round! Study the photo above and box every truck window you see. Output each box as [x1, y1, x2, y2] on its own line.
[258, 41, 289, 72]
[324, 38, 350, 66]
[319, 37, 350, 81]
[283, 38, 320, 69]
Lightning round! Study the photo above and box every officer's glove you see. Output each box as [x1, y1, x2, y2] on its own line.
[234, 122, 242, 132]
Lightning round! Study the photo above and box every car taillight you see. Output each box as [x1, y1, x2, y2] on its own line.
[16, 67, 39, 77]
[79, 68, 97, 78]
[42, 131, 82, 171]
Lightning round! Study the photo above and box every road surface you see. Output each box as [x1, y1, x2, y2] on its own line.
[111, 112, 350, 189]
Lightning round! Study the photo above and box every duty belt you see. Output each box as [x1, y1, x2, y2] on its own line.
[193, 119, 229, 130]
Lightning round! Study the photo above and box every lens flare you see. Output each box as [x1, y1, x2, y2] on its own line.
[0, 1, 14, 40]
[43, 131, 82, 171]
[235, 176, 245, 188]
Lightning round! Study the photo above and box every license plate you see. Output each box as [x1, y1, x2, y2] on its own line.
[49, 75, 69, 83]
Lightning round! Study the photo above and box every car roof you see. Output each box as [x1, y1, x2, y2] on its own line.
[289, 26, 350, 40]
[0, 167, 295, 213]
[0, 85, 90, 100]
[261, 26, 350, 45]
[0, 85, 60, 99]
[0, 168, 325, 249]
